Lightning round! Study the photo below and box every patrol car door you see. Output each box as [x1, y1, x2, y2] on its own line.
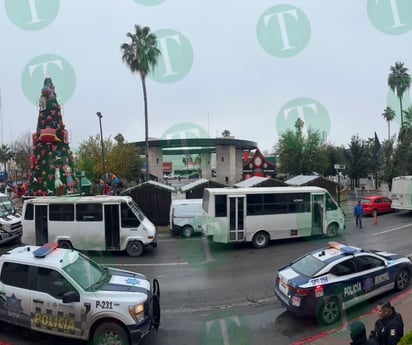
[0, 262, 32, 329]
[352, 255, 390, 299]
[30, 267, 84, 337]
[328, 257, 359, 308]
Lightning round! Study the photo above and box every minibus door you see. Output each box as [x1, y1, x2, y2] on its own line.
[35, 205, 48, 245]
[228, 196, 245, 242]
[104, 204, 120, 250]
[311, 193, 325, 235]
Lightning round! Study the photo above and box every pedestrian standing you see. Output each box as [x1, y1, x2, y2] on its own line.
[348, 320, 378, 345]
[369, 301, 404, 345]
[354, 201, 364, 228]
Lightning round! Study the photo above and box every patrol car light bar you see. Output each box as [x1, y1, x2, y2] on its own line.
[33, 243, 58, 258]
[328, 241, 359, 254]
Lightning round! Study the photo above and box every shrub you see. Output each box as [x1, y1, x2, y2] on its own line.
[399, 330, 412, 345]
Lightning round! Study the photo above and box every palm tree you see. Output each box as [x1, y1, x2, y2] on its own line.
[388, 62, 411, 126]
[399, 106, 412, 143]
[381, 106, 396, 140]
[121, 25, 161, 181]
[0, 144, 14, 175]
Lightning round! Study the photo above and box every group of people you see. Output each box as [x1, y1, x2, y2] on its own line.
[348, 301, 404, 345]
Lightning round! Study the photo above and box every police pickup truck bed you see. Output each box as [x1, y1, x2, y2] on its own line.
[0, 243, 160, 345]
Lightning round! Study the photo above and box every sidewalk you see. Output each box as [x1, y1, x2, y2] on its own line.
[292, 288, 412, 345]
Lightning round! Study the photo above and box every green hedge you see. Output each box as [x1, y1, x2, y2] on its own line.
[399, 330, 412, 345]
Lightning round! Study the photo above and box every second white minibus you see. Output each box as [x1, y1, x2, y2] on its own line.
[21, 195, 157, 256]
[391, 176, 412, 211]
[202, 186, 345, 248]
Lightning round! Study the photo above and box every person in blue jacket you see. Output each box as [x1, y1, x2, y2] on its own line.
[354, 201, 364, 228]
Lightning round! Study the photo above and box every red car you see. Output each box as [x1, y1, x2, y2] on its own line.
[360, 195, 393, 216]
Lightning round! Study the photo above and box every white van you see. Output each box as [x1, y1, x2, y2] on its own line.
[21, 195, 156, 257]
[0, 192, 22, 245]
[169, 198, 203, 238]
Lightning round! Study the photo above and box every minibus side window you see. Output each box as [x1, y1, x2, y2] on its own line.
[121, 203, 140, 228]
[24, 203, 34, 220]
[50, 204, 74, 221]
[76, 203, 102, 221]
[215, 195, 227, 217]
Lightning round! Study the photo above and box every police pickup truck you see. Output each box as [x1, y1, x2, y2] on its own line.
[0, 243, 160, 345]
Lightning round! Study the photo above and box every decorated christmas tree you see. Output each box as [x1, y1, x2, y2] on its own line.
[29, 78, 77, 196]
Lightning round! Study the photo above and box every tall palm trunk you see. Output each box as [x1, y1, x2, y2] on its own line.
[140, 73, 149, 180]
[399, 95, 404, 126]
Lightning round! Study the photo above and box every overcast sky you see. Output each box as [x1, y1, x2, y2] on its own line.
[1, 0, 411, 153]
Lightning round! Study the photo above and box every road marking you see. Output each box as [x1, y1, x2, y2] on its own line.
[104, 262, 188, 267]
[372, 223, 412, 235]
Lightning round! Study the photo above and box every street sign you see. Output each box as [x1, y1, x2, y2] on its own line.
[334, 164, 345, 170]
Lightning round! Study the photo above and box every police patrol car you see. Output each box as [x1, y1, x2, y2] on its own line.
[0, 243, 160, 345]
[274, 241, 412, 325]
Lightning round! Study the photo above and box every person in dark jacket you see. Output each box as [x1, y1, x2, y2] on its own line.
[349, 320, 378, 345]
[354, 201, 364, 228]
[369, 301, 404, 345]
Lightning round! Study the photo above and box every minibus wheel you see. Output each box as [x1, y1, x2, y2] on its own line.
[126, 240, 144, 257]
[252, 231, 269, 249]
[326, 223, 338, 237]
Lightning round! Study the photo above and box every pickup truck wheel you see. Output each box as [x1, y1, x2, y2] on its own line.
[126, 240, 144, 257]
[93, 322, 129, 345]
[182, 225, 194, 238]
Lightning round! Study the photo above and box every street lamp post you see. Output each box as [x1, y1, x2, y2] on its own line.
[97, 112, 107, 193]
[334, 164, 345, 206]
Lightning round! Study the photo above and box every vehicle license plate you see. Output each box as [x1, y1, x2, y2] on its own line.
[292, 296, 301, 307]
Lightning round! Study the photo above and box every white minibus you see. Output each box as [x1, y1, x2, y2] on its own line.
[202, 186, 345, 248]
[391, 176, 412, 211]
[169, 198, 203, 237]
[21, 195, 156, 256]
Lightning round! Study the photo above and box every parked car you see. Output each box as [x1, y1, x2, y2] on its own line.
[274, 241, 412, 325]
[169, 199, 203, 237]
[360, 195, 393, 216]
